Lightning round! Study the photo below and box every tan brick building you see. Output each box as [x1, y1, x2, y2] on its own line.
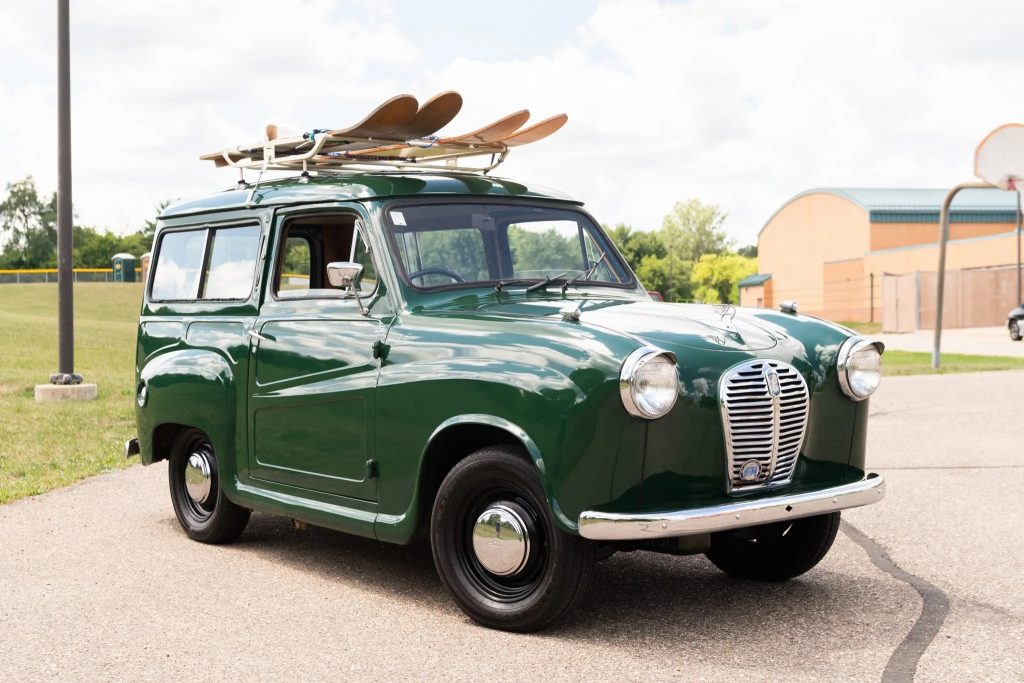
[740, 188, 1022, 327]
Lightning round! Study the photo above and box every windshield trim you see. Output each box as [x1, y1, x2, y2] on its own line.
[380, 197, 638, 295]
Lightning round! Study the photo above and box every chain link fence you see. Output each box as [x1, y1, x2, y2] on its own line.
[0, 269, 142, 284]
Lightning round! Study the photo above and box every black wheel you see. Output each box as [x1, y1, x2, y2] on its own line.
[1010, 319, 1022, 341]
[430, 446, 596, 632]
[168, 429, 250, 544]
[705, 512, 840, 582]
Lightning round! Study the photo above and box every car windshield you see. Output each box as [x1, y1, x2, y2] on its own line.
[386, 203, 631, 290]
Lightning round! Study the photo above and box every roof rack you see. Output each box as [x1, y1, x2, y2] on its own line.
[200, 92, 567, 177]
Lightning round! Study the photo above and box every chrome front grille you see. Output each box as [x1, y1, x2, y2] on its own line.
[719, 359, 809, 495]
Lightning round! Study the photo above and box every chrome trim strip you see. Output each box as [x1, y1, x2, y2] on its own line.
[837, 336, 886, 401]
[577, 474, 885, 541]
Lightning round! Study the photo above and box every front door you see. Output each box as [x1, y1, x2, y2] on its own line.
[247, 212, 385, 501]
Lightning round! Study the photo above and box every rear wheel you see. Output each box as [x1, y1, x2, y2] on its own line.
[1010, 319, 1022, 341]
[430, 446, 596, 632]
[705, 512, 840, 582]
[168, 429, 250, 544]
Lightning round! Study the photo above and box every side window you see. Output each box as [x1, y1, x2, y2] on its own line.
[201, 225, 261, 300]
[280, 237, 312, 292]
[150, 229, 207, 300]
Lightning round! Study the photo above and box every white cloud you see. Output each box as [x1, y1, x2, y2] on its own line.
[2, 0, 1023, 246]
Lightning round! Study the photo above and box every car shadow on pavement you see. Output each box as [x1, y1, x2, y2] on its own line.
[212, 512, 899, 646]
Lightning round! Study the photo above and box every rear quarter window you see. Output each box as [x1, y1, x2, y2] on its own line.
[150, 224, 261, 302]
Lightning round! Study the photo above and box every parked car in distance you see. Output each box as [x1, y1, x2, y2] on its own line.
[127, 172, 886, 632]
[1009, 305, 1024, 341]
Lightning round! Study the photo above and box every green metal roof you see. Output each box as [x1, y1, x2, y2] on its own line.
[738, 273, 771, 287]
[760, 187, 1021, 236]
[161, 172, 578, 218]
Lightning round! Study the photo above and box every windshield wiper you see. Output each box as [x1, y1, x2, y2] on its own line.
[561, 251, 608, 294]
[494, 278, 530, 293]
[525, 271, 569, 293]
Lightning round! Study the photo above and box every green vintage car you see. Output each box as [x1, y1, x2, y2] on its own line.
[128, 172, 885, 632]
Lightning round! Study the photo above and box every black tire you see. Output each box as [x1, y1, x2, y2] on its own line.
[1010, 319, 1022, 341]
[705, 512, 840, 582]
[168, 429, 250, 544]
[430, 446, 596, 632]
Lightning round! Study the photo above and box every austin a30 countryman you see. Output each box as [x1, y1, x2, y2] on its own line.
[127, 95, 886, 631]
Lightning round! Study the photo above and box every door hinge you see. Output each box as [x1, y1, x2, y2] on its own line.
[372, 340, 389, 360]
[365, 459, 378, 479]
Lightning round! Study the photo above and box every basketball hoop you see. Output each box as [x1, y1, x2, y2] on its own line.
[974, 123, 1024, 190]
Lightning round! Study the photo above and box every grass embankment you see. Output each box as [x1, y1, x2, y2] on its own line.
[0, 283, 142, 503]
[882, 350, 1024, 376]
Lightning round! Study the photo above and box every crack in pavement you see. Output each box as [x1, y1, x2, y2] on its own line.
[841, 521, 950, 683]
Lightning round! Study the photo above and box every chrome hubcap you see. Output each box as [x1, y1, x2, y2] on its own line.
[184, 451, 212, 505]
[471, 503, 531, 576]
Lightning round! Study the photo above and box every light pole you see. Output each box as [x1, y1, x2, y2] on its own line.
[35, 0, 96, 401]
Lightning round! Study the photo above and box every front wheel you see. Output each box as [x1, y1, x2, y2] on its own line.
[430, 447, 596, 632]
[168, 429, 250, 544]
[705, 512, 840, 582]
[1010, 319, 1022, 341]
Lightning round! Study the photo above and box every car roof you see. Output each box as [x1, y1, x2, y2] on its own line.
[160, 172, 580, 219]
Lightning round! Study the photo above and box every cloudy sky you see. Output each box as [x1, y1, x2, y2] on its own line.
[1, 0, 1023, 246]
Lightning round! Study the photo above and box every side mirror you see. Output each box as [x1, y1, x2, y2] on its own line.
[327, 261, 364, 290]
[326, 261, 369, 316]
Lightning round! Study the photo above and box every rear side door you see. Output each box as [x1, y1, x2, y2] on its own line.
[247, 209, 388, 501]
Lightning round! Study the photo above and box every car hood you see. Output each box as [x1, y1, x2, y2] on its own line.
[427, 296, 778, 352]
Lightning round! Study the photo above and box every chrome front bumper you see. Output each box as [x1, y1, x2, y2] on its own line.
[577, 474, 885, 541]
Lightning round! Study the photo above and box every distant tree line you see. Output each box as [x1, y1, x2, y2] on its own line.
[0, 176, 158, 269]
[0, 177, 757, 303]
[606, 198, 757, 304]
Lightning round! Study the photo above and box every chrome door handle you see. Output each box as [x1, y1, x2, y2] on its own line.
[247, 329, 274, 343]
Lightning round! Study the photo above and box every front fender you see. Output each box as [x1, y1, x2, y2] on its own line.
[136, 349, 237, 465]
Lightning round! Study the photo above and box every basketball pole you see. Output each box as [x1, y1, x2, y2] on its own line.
[1017, 189, 1022, 306]
[932, 181, 990, 370]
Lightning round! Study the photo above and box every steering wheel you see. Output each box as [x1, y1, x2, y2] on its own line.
[408, 267, 465, 283]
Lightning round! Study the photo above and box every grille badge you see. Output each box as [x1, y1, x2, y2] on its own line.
[765, 367, 782, 396]
[739, 459, 763, 482]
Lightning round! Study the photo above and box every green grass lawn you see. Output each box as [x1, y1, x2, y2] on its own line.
[883, 350, 1024, 376]
[0, 283, 142, 503]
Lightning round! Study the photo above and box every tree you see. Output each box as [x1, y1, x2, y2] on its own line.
[691, 253, 758, 304]
[0, 177, 58, 269]
[142, 200, 173, 241]
[737, 244, 758, 258]
[637, 254, 693, 302]
[606, 223, 667, 270]
[660, 199, 730, 262]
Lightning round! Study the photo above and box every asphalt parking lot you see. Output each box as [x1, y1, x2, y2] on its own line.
[1, 371, 1022, 682]
[876, 325, 1024, 358]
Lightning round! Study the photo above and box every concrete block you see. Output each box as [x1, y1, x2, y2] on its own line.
[35, 383, 98, 402]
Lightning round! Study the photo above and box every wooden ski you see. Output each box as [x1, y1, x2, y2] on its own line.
[390, 91, 463, 140]
[326, 93, 419, 139]
[349, 109, 530, 159]
[500, 113, 567, 147]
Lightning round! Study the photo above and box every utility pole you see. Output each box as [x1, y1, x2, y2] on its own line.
[36, 0, 96, 401]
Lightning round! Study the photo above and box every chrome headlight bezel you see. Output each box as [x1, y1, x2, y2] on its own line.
[836, 336, 885, 401]
[619, 346, 680, 419]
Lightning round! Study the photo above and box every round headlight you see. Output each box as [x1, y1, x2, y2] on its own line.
[620, 347, 679, 419]
[837, 337, 884, 401]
